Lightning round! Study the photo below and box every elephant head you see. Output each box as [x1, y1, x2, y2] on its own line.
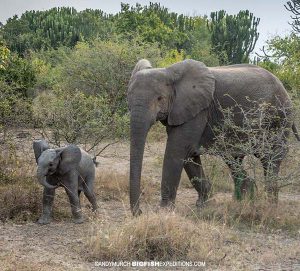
[33, 140, 82, 189]
[128, 59, 215, 215]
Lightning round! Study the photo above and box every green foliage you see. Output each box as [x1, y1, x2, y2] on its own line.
[261, 34, 300, 95]
[0, 41, 10, 70]
[33, 89, 128, 148]
[0, 53, 36, 97]
[0, 80, 32, 130]
[157, 49, 185, 67]
[116, 3, 195, 51]
[208, 10, 260, 64]
[32, 39, 162, 149]
[0, 42, 34, 130]
[55, 39, 162, 114]
[1, 7, 114, 54]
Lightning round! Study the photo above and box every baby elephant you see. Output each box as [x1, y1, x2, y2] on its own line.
[33, 140, 98, 224]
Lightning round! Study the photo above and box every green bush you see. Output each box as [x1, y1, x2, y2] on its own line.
[33, 88, 129, 149]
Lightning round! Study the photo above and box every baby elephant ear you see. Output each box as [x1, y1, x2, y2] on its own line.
[33, 140, 49, 163]
[167, 59, 215, 126]
[58, 145, 82, 176]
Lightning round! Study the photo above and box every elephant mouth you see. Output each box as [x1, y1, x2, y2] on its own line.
[46, 170, 56, 176]
[156, 112, 168, 121]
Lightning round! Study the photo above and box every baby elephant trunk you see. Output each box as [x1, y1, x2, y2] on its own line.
[37, 167, 57, 189]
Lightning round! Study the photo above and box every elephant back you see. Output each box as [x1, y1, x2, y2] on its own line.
[210, 64, 292, 113]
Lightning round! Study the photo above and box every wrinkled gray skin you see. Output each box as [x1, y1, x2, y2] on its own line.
[128, 59, 298, 216]
[33, 140, 98, 224]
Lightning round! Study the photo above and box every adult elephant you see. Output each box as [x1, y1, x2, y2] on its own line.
[128, 59, 299, 216]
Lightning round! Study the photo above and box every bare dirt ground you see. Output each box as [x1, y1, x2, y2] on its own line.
[0, 138, 300, 270]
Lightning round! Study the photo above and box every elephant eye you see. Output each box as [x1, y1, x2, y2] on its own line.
[158, 96, 163, 101]
[49, 162, 54, 167]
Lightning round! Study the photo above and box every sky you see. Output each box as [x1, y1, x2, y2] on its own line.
[0, 0, 293, 54]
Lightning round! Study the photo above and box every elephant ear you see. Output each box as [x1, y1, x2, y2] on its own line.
[167, 59, 215, 126]
[57, 145, 82, 176]
[33, 140, 49, 164]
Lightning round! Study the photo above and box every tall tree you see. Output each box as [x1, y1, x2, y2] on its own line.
[115, 3, 204, 51]
[208, 10, 260, 64]
[1, 7, 114, 54]
[285, 0, 300, 33]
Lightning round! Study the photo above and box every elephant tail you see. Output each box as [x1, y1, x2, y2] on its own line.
[292, 122, 300, 141]
[92, 156, 99, 167]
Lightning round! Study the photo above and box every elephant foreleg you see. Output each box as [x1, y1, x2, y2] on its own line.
[184, 156, 211, 207]
[161, 114, 208, 208]
[160, 148, 185, 208]
[38, 187, 55, 225]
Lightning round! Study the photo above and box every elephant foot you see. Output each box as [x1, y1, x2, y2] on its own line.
[160, 200, 175, 212]
[92, 205, 98, 212]
[37, 215, 52, 225]
[73, 216, 85, 224]
[133, 209, 142, 217]
[91, 207, 99, 214]
[265, 185, 279, 204]
[196, 197, 209, 208]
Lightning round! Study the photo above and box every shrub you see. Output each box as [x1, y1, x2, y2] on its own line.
[55, 39, 163, 114]
[89, 212, 223, 261]
[33, 88, 129, 151]
[0, 146, 42, 222]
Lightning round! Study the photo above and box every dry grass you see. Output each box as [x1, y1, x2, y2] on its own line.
[89, 211, 226, 262]
[95, 170, 159, 204]
[202, 155, 233, 193]
[196, 193, 300, 234]
[0, 181, 42, 222]
[95, 171, 129, 201]
[146, 122, 166, 142]
[0, 147, 43, 222]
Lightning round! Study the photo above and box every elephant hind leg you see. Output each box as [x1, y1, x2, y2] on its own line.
[260, 157, 282, 202]
[184, 155, 211, 207]
[225, 156, 255, 200]
[257, 140, 287, 202]
[82, 178, 98, 211]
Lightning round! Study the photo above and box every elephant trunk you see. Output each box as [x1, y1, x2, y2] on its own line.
[37, 167, 57, 189]
[129, 108, 151, 216]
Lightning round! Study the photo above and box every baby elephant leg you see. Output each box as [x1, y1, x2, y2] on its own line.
[38, 187, 55, 225]
[63, 172, 84, 224]
[82, 177, 98, 211]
